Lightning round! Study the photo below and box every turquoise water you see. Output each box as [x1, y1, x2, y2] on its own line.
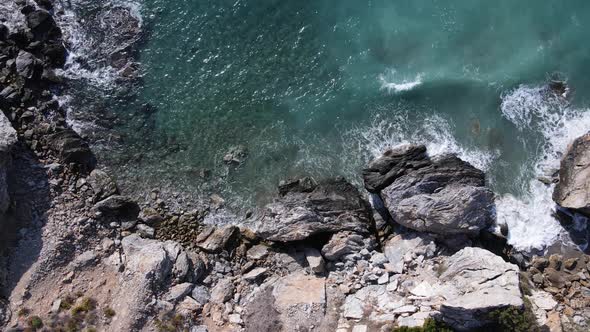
[110, 0, 590, 210]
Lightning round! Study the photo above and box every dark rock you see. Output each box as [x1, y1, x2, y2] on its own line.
[87, 169, 118, 200]
[15, 50, 40, 79]
[368, 145, 495, 236]
[93, 195, 140, 220]
[34, 0, 54, 10]
[0, 25, 8, 41]
[362, 144, 429, 193]
[553, 132, 590, 216]
[47, 129, 96, 170]
[255, 177, 372, 242]
[41, 41, 67, 67]
[139, 208, 164, 226]
[196, 225, 239, 253]
[278, 177, 317, 196]
[26, 9, 61, 41]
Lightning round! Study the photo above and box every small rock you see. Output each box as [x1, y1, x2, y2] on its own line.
[211, 278, 235, 303]
[410, 281, 434, 298]
[305, 248, 325, 274]
[377, 273, 389, 285]
[165, 283, 195, 303]
[246, 244, 269, 260]
[564, 258, 577, 270]
[393, 305, 418, 314]
[228, 314, 242, 325]
[370, 252, 388, 267]
[242, 267, 267, 282]
[136, 224, 155, 238]
[191, 286, 211, 305]
[549, 254, 562, 271]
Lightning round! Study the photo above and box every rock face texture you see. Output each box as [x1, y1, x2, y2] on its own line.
[256, 177, 372, 241]
[553, 132, 590, 215]
[0, 112, 17, 217]
[438, 247, 523, 330]
[364, 145, 495, 236]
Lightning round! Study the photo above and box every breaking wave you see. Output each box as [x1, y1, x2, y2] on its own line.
[497, 84, 590, 251]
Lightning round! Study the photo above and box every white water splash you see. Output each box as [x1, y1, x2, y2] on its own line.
[497, 84, 590, 251]
[379, 69, 423, 93]
[344, 110, 497, 175]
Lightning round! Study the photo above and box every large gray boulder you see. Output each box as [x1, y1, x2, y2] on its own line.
[438, 247, 523, 330]
[255, 177, 372, 242]
[553, 132, 590, 215]
[364, 145, 495, 236]
[0, 112, 17, 216]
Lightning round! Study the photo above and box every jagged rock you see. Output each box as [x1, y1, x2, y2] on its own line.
[383, 232, 436, 274]
[172, 251, 191, 283]
[191, 286, 211, 305]
[246, 244, 269, 260]
[256, 178, 372, 242]
[93, 195, 140, 220]
[210, 278, 235, 304]
[25, 9, 61, 41]
[278, 177, 317, 196]
[136, 224, 155, 238]
[0, 111, 17, 216]
[553, 132, 590, 215]
[115, 235, 175, 331]
[47, 129, 96, 170]
[243, 267, 268, 282]
[362, 144, 429, 192]
[529, 290, 558, 311]
[321, 231, 366, 261]
[367, 145, 495, 236]
[438, 247, 523, 330]
[304, 248, 325, 274]
[139, 208, 164, 226]
[41, 41, 67, 67]
[87, 169, 118, 200]
[16, 50, 41, 79]
[197, 225, 239, 252]
[342, 285, 404, 320]
[164, 283, 195, 303]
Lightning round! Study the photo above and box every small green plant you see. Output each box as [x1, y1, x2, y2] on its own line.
[71, 297, 97, 316]
[60, 295, 76, 311]
[486, 299, 539, 332]
[392, 318, 454, 332]
[103, 306, 116, 318]
[155, 313, 185, 332]
[27, 315, 43, 330]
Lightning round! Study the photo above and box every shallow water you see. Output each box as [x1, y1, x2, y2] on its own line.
[62, 0, 590, 250]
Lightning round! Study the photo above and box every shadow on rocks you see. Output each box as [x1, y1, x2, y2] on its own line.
[0, 143, 51, 323]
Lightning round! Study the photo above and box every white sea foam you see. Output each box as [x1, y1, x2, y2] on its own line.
[53, 0, 143, 88]
[344, 111, 497, 174]
[497, 84, 590, 251]
[379, 69, 423, 93]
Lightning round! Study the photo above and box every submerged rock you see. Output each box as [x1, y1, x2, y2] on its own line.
[366, 145, 495, 236]
[47, 129, 96, 170]
[93, 195, 140, 220]
[553, 132, 590, 216]
[256, 177, 372, 242]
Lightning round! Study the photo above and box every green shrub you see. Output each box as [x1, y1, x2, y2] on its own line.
[71, 297, 96, 316]
[392, 318, 454, 332]
[486, 299, 539, 332]
[27, 315, 43, 330]
[103, 306, 116, 318]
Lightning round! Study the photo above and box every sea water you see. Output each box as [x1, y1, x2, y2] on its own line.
[57, 0, 590, 251]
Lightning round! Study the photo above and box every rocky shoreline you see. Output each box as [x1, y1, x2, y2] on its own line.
[1, 1, 590, 332]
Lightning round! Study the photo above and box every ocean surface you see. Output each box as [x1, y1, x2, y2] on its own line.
[55, 0, 590, 251]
